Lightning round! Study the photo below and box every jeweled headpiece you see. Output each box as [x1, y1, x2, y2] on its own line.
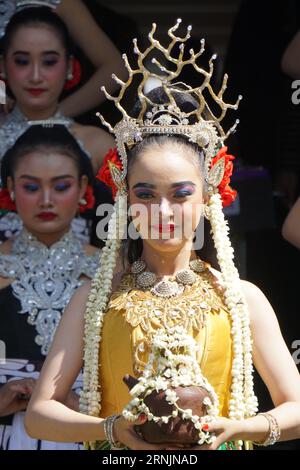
[27, 118, 71, 127]
[98, 19, 242, 192]
[0, 0, 60, 38]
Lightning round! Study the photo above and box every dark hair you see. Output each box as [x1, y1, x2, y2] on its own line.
[1, 125, 94, 187]
[1, 6, 72, 57]
[123, 87, 206, 265]
[132, 86, 200, 122]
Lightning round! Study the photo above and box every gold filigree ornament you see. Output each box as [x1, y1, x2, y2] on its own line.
[97, 18, 242, 194]
[107, 270, 224, 374]
[107, 160, 127, 195]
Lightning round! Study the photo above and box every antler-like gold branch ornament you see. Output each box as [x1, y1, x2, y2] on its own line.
[97, 19, 242, 191]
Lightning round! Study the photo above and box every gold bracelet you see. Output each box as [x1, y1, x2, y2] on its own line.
[253, 412, 281, 446]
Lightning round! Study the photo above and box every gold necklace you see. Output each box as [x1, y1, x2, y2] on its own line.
[131, 258, 206, 298]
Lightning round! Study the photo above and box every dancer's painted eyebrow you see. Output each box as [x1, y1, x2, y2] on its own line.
[133, 183, 155, 189]
[171, 182, 196, 188]
[133, 181, 196, 189]
[13, 51, 61, 56]
[19, 175, 75, 181]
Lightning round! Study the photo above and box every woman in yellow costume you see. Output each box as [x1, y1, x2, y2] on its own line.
[25, 20, 300, 450]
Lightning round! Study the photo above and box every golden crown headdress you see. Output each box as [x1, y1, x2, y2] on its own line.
[98, 19, 241, 193]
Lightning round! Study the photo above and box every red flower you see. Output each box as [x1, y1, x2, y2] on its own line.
[0, 189, 17, 212]
[79, 185, 95, 213]
[211, 146, 237, 207]
[220, 185, 237, 207]
[64, 57, 82, 91]
[96, 148, 122, 199]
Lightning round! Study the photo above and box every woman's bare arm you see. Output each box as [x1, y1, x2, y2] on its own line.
[71, 123, 115, 173]
[208, 268, 300, 440]
[56, 0, 126, 118]
[240, 281, 300, 442]
[281, 31, 300, 79]
[282, 197, 300, 249]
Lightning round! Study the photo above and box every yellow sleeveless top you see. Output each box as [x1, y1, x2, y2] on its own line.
[98, 269, 233, 419]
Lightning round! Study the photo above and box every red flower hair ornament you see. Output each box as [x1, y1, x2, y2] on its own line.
[79, 185, 96, 213]
[96, 148, 123, 199]
[210, 146, 237, 207]
[0, 189, 17, 213]
[64, 57, 82, 91]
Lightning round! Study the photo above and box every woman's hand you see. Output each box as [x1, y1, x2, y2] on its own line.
[0, 378, 36, 417]
[166, 417, 244, 451]
[113, 414, 169, 451]
[1, 97, 15, 115]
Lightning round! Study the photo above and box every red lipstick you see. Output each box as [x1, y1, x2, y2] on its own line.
[153, 224, 175, 233]
[37, 212, 57, 221]
[27, 88, 46, 97]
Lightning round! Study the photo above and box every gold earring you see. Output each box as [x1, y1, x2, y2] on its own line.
[79, 198, 87, 206]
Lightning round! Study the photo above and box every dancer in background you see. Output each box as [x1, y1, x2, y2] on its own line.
[0, 0, 125, 118]
[0, 6, 115, 243]
[0, 124, 100, 449]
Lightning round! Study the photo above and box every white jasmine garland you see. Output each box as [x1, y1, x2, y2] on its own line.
[208, 192, 258, 420]
[122, 326, 220, 446]
[79, 193, 127, 425]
